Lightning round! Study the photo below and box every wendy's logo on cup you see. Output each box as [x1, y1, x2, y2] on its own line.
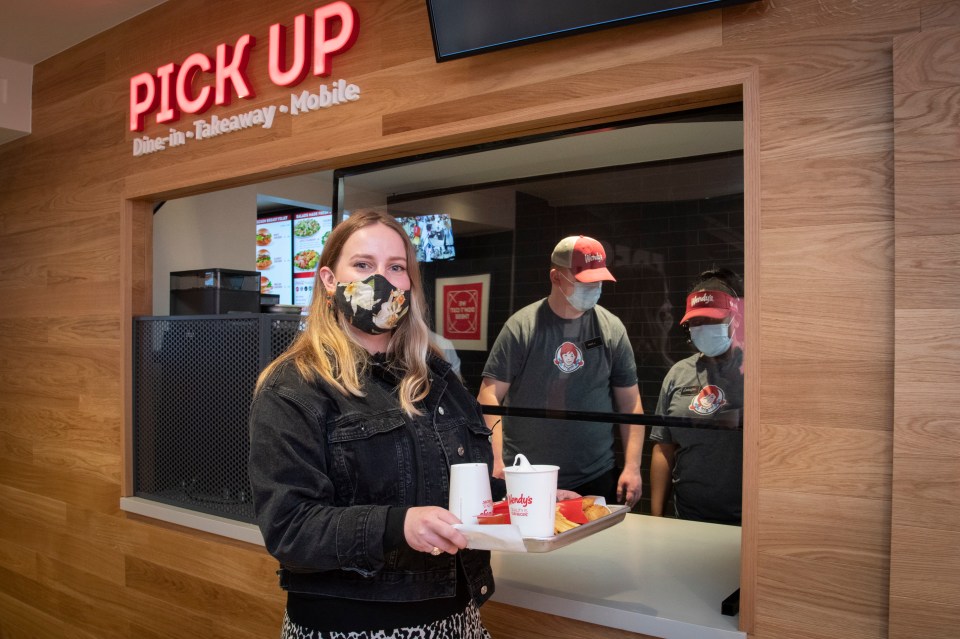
[509, 493, 534, 507]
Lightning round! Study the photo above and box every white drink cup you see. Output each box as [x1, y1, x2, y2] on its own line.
[503, 454, 559, 537]
[448, 462, 493, 524]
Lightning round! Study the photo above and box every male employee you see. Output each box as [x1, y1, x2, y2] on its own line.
[478, 236, 644, 507]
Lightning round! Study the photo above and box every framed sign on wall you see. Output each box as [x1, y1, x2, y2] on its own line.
[435, 274, 490, 351]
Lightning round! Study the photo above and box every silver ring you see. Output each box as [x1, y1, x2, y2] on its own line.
[430, 546, 442, 556]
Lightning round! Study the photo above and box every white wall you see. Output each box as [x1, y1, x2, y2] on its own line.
[0, 57, 32, 145]
[153, 173, 333, 314]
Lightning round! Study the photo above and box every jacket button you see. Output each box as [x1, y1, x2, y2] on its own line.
[438, 406, 445, 415]
[480, 585, 488, 595]
[457, 446, 465, 457]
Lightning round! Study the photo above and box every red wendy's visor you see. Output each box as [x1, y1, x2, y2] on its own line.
[680, 289, 739, 325]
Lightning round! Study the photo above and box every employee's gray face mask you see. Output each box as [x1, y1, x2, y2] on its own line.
[690, 322, 732, 357]
[560, 272, 602, 312]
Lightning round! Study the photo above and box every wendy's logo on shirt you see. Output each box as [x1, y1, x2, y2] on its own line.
[689, 385, 727, 415]
[553, 341, 584, 373]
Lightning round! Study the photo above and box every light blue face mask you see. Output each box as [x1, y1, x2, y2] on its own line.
[690, 322, 732, 357]
[560, 272, 602, 312]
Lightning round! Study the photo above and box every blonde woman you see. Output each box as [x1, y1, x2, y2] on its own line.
[249, 210, 494, 639]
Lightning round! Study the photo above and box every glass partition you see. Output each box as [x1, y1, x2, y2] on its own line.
[335, 105, 744, 519]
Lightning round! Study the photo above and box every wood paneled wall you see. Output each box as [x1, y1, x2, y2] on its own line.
[0, 1, 954, 637]
[890, 23, 960, 639]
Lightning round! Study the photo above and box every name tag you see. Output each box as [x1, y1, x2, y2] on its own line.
[677, 385, 700, 396]
[584, 337, 603, 350]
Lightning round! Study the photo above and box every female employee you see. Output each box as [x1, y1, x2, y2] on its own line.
[649, 268, 744, 525]
[248, 210, 494, 639]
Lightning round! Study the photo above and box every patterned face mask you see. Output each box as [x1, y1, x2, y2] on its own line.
[333, 274, 410, 335]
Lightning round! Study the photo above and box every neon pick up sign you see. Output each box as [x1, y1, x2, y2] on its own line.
[128, 1, 359, 155]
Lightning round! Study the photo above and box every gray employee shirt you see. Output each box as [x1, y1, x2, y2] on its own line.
[650, 349, 743, 524]
[482, 299, 637, 488]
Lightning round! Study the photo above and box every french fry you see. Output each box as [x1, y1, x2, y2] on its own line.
[554, 509, 579, 534]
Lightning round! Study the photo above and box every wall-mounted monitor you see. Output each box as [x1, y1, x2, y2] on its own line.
[425, 0, 757, 62]
[396, 213, 456, 263]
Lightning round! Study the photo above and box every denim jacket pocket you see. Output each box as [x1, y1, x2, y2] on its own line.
[464, 418, 494, 464]
[327, 411, 411, 506]
[436, 413, 493, 467]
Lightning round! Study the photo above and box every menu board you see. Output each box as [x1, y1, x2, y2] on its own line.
[292, 210, 333, 307]
[255, 214, 293, 305]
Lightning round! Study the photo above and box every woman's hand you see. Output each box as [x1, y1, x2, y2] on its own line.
[404, 506, 468, 555]
[556, 489, 581, 501]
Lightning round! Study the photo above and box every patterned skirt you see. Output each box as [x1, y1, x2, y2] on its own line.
[279, 601, 491, 639]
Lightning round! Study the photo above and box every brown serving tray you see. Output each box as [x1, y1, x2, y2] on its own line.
[522, 504, 629, 552]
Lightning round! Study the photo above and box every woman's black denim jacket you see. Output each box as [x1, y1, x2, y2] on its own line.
[248, 353, 495, 605]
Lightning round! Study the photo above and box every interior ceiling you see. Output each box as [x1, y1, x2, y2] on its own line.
[347, 119, 744, 199]
[0, 0, 168, 64]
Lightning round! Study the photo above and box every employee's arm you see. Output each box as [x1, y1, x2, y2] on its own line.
[477, 377, 510, 479]
[650, 442, 677, 516]
[613, 384, 644, 507]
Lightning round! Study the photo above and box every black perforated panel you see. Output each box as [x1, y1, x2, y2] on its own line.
[133, 315, 301, 522]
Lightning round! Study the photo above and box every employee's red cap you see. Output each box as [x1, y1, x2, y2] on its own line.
[551, 236, 615, 283]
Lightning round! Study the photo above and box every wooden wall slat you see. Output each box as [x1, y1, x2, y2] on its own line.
[893, 27, 960, 93]
[891, 24, 960, 639]
[2, 512, 125, 585]
[759, 149, 892, 229]
[896, 235, 960, 306]
[0, 484, 68, 530]
[894, 159, 960, 238]
[0, 538, 39, 581]
[124, 555, 279, 634]
[923, 1, 960, 28]
[759, 360, 892, 429]
[891, 455, 960, 531]
[758, 89, 893, 161]
[722, 0, 922, 45]
[96, 515, 282, 599]
[894, 85, 960, 162]
[758, 424, 892, 500]
[754, 554, 889, 639]
[758, 490, 890, 571]
[0, 589, 101, 639]
[481, 601, 660, 639]
[889, 596, 960, 639]
[890, 525, 960, 603]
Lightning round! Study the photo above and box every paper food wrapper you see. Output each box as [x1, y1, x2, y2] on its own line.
[454, 497, 607, 553]
[453, 523, 528, 552]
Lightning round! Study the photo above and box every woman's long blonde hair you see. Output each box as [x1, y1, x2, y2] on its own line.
[255, 210, 436, 416]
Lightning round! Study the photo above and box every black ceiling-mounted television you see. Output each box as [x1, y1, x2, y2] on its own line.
[425, 0, 758, 62]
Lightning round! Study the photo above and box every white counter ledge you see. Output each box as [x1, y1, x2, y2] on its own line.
[489, 514, 744, 639]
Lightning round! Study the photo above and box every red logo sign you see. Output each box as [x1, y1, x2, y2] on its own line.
[442, 281, 483, 341]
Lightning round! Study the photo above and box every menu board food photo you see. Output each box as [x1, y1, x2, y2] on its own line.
[254, 213, 294, 305]
[292, 210, 332, 307]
